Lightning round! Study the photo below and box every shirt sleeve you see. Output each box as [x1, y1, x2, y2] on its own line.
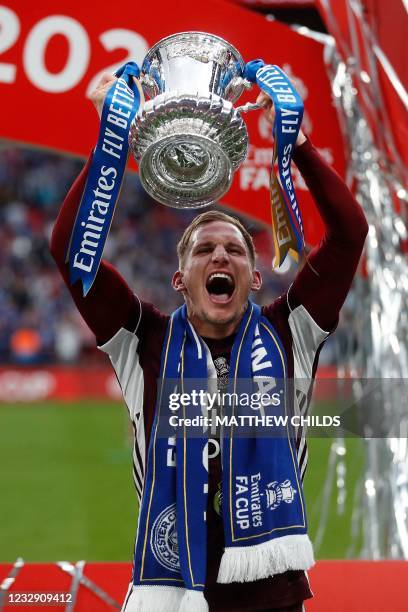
[98, 300, 168, 414]
[288, 139, 368, 331]
[97, 298, 168, 485]
[49, 154, 140, 344]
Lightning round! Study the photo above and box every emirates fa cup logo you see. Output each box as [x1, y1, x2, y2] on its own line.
[262, 479, 297, 511]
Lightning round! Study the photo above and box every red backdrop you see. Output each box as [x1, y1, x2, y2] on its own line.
[316, 0, 408, 177]
[0, 0, 348, 246]
[0, 561, 407, 611]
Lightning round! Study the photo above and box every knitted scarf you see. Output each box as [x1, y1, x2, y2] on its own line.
[128, 302, 313, 611]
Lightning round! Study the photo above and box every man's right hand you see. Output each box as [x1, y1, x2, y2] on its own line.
[89, 73, 117, 118]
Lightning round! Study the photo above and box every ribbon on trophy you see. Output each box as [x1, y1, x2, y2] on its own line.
[66, 62, 142, 296]
[245, 60, 304, 267]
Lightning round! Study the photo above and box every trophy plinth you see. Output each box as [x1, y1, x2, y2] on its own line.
[128, 32, 250, 209]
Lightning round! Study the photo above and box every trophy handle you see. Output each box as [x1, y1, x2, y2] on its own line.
[222, 76, 252, 105]
[235, 102, 262, 114]
[233, 77, 253, 90]
[139, 73, 158, 99]
[133, 76, 146, 107]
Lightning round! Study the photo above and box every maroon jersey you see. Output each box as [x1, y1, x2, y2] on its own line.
[50, 139, 368, 611]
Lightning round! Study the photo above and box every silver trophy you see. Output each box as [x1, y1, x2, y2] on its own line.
[128, 32, 251, 208]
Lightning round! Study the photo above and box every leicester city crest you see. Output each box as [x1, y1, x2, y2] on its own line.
[150, 503, 180, 572]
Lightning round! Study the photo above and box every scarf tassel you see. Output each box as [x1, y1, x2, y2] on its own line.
[179, 590, 208, 612]
[217, 534, 314, 583]
[123, 585, 185, 612]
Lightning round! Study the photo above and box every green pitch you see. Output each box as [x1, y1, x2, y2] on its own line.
[0, 402, 364, 562]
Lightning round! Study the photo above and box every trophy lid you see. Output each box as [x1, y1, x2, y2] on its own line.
[141, 31, 247, 103]
[143, 31, 245, 70]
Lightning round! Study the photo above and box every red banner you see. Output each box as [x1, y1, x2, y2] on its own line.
[232, 1, 316, 7]
[0, 366, 337, 403]
[0, 561, 407, 611]
[0, 367, 122, 402]
[0, 0, 347, 247]
[316, 0, 408, 174]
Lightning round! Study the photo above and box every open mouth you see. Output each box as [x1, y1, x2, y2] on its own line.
[206, 272, 235, 304]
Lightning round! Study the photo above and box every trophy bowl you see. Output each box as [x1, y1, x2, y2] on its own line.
[128, 32, 250, 209]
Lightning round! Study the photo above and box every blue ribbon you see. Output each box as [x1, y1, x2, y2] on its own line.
[67, 62, 141, 296]
[245, 60, 304, 265]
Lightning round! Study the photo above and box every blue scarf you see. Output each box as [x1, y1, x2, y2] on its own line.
[130, 302, 313, 611]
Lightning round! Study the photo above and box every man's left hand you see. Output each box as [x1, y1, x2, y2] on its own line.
[256, 91, 307, 148]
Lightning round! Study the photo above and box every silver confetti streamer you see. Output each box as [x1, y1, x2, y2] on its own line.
[0, 558, 24, 612]
[65, 560, 85, 612]
[57, 561, 121, 610]
[322, 4, 408, 558]
[295, 6, 407, 558]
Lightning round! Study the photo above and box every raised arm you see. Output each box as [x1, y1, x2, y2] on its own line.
[257, 89, 368, 331]
[50, 74, 140, 344]
[289, 140, 368, 331]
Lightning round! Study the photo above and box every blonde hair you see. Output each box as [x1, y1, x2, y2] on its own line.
[177, 210, 256, 268]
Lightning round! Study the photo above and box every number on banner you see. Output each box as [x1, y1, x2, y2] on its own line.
[86, 29, 148, 97]
[0, 9, 149, 94]
[23, 15, 90, 93]
[0, 5, 20, 83]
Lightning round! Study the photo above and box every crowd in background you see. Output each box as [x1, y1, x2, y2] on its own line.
[0, 144, 344, 365]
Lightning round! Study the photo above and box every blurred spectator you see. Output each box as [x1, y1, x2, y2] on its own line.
[10, 328, 42, 364]
[54, 313, 82, 363]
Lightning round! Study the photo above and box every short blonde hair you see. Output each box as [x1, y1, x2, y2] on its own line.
[177, 210, 256, 268]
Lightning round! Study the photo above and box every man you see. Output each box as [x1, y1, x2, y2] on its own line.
[50, 74, 368, 612]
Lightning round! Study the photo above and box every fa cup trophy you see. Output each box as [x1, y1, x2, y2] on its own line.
[128, 32, 251, 208]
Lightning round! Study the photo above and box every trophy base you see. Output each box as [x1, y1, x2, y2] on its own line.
[139, 133, 232, 209]
[129, 91, 248, 208]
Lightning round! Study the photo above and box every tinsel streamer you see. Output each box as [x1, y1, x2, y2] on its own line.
[312, 440, 347, 556]
[56, 561, 121, 609]
[322, 8, 408, 559]
[0, 558, 24, 611]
